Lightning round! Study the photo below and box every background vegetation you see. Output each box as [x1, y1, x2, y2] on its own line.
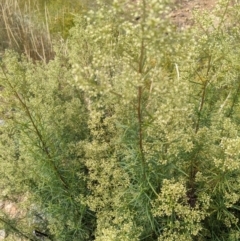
[1, 0, 240, 240]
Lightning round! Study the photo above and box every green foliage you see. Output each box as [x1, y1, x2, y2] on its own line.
[1, 0, 240, 240]
[44, 0, 86, 39]
[0, 48, 94, 240]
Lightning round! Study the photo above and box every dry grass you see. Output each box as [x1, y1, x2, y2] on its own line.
[0, 0, 54, 63]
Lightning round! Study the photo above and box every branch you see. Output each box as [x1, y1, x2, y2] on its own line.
[0, 65, 69, 191]
[137, 0, 147, 180]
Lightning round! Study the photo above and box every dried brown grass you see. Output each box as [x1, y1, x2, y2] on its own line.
[0, 0, 54, 63]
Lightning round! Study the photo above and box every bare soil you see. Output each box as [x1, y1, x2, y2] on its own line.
[171, 0, 236, 28]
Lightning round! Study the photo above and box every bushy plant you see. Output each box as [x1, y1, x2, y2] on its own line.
[1, 0, 240, 240]
[0, 48, 95, 240]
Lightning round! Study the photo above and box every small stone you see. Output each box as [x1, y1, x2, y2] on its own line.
[0, 229, 6, 240]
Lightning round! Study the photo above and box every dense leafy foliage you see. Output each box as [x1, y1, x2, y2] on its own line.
[1, 0, 240, 240]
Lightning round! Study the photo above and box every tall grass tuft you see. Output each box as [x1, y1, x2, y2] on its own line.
[0, 0, 54, 63]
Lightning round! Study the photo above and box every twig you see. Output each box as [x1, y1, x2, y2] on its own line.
[0, 65, 69, 190]
[137, 0, 147, 180]
[175, 63, 180, 81]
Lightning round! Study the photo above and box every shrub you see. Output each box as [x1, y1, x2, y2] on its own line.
[1, 0, 240, 240]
